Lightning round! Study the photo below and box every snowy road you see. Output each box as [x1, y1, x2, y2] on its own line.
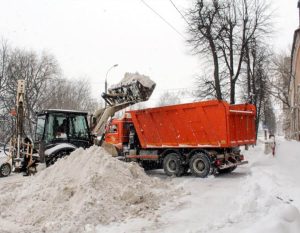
[98, 139, 300, 233]
[0, 139, 300, 233]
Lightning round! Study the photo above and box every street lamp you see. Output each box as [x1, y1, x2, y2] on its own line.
[105, 64, 118, 107]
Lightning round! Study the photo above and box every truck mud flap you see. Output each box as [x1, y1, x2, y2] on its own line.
[218, 160, 248, 170]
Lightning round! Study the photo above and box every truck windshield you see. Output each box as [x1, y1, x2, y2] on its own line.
[35, 115, 46, 141]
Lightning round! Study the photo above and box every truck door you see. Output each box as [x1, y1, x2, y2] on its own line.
[105, 123, 121, 147]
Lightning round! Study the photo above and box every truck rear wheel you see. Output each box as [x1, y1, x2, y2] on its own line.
[163, 153, 184, 177]
[189, 153, 211, 178]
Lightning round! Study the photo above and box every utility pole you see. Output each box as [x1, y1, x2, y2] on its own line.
[105, 64, 118, 107]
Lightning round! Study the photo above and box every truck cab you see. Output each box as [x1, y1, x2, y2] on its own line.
[35, 109, 92, 165]
[104, 116, 133, 154]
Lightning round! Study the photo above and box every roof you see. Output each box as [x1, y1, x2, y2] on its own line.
[37, 109, 88, 115]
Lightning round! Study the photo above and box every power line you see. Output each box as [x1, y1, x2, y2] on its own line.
[140, 0, 186, 40]
[168, 0, 192, 29]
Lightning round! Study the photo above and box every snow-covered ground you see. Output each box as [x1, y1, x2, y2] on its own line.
[97, 138, 300, 233]
[0, 138, 300, 233]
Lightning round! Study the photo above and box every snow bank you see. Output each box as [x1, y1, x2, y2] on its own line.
[0, 146, 178, 233]
[223, 139, 300, 233]
[168, 139, 300, 233]
[242, 205, 300, 233]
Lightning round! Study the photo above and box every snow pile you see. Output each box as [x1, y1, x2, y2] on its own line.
[0, 146, 178, 233]
[223, 140, 300, 233]
[110, 72, 156, 90]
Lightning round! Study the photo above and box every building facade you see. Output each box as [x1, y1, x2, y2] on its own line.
[290, 1, 300, 140]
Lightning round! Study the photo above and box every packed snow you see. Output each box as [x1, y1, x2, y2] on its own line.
[110, 72, 156, 90]
[0, 146, 182, 233]
[0, 138, 300, 233]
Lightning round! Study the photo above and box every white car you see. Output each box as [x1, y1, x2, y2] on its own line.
[0, 146, 12, 177]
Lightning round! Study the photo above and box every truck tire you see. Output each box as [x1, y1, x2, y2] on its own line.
[163, 153, 184, 177]
[0, 163, 11, 177]
[189, 153, 211, 178]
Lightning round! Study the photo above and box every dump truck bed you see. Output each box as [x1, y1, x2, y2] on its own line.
[128, 100, 256, 149]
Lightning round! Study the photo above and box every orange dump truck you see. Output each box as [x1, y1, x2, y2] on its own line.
[104, 100, 256, 177]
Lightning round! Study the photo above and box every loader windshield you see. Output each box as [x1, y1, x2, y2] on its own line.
[46, 114, 68, 142]
[43, 113, 89, 143]
[69, 115, 89, 140]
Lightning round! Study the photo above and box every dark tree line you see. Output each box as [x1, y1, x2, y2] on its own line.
[0, 41, 100, 142]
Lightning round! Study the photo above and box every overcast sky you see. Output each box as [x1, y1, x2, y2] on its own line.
[0, 0, 299, 104]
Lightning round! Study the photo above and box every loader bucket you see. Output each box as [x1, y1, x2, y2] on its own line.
[102, 72, 156, 106]
[101, 141, 119, 157]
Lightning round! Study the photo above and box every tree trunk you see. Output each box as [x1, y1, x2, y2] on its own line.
[230, 80, 236, 104]
[245, 43, 252, 103]
[210, 41, 222, 100]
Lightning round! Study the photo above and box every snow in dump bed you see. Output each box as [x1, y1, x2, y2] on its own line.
[0, 146, 181, 233]
[110, 72, 155, 90]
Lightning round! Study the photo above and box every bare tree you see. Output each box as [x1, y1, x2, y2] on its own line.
[0, 40, 10, 100]
[262, 97, 276, 134]
[194, 69, 230, 100]
[157, 91, 181, 107]
[187, 0, 272, 103]
[0, 42, 100, 142]
[267, 51, 291, 135]
[188, 0, 224, 100]
[220, 0, 271, 104]
[43, 78, 101, 113]
[241, 42, 272, 137]
[269, 52, 291, 108]
[3, 49, 61, 137]
[0, 40, 11, 137]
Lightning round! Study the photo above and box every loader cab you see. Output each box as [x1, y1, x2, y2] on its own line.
[35, 109, 92, 160]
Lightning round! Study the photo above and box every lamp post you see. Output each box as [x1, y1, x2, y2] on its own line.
[105, 64, 118, 107]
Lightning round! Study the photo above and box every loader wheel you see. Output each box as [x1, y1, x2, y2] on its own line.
[46, 150, 72, 167]
[0, 163, 11, 177]
[163, 153, 184, 177]
[189, 153, 211, 178]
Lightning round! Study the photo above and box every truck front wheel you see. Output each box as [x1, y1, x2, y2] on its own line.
[163, 153, 184, 177]
[189, 153, 211, 178]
